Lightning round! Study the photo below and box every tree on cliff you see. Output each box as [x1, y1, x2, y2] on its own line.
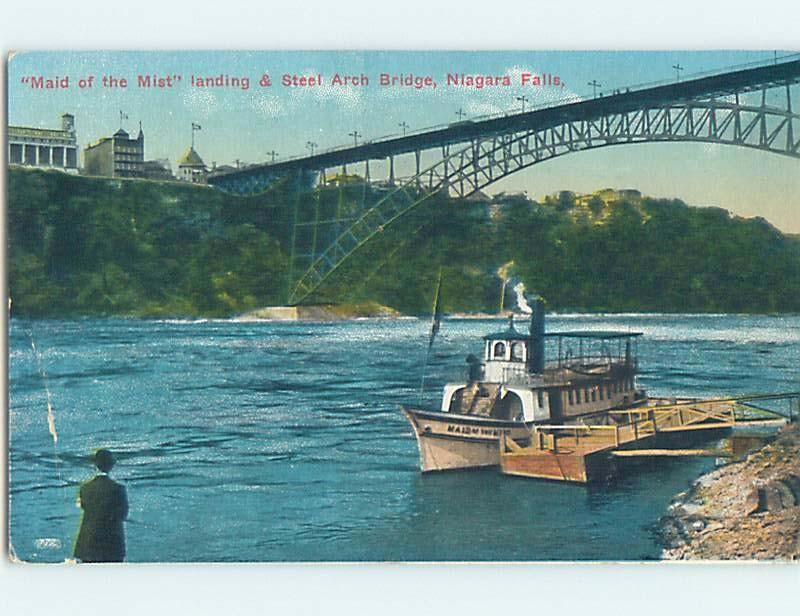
[7, 168, 800, 317]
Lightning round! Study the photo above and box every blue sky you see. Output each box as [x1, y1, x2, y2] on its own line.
[8, 50, 800, 232]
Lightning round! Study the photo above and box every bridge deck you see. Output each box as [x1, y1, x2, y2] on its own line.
[208, 57, 800, 187]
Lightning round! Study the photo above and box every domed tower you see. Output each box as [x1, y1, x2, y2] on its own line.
[483, 315, 533, 383]
[61, 113, 75, 135]
[177, 146, 207, 184]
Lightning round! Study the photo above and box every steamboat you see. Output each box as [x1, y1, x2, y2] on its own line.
[402, 299, 645, 472]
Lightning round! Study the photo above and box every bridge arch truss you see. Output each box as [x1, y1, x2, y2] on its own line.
[288, 80, 799, 304]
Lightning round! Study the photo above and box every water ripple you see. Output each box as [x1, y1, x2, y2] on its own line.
[8, 314, 800, 562]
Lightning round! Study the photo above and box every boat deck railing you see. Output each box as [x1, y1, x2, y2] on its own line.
[501, 369, 543, 387]
[516, 393, 798, 454]
[455, 357, 634, 387]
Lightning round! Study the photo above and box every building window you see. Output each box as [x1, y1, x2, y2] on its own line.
[537, 390, 545, 408]
[9, 144, 23, 164]
[493, 342, 506, 359]
[24, 146, 36, 165]
[584, 388, 590, 403]
[568, 389, 574, 405]
[591, 388, 597, 402]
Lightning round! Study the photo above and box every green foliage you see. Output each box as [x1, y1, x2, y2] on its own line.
[492, 194, 800, 313]
[7, 168, 800, 317]
[319, 188, 800, 315]
[8, 169, 288, 317]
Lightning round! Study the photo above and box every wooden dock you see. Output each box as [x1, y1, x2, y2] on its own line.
[500, 393, 798, 483]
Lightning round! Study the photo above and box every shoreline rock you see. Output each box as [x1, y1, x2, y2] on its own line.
[237, 302, 401, 321]
[237, 306, 521, 321]
[660, 422, 800, 561]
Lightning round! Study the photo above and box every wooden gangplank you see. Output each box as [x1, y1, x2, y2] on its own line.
[499, 392, 799, 483]
[610, 449, 732, 458]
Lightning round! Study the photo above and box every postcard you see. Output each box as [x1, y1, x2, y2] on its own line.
[6, 50, 800, 564]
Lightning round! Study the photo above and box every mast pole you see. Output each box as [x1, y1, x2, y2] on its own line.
[420, 269, 443, 396]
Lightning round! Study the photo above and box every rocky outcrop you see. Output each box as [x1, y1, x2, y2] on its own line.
[237, 302, 401, 321]
[661, 422, 800, 561]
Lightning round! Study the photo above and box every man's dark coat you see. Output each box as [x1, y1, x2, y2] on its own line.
[73, 474, 128, 562]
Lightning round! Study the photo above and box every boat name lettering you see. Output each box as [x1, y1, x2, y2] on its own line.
[446, 425, 510, 437]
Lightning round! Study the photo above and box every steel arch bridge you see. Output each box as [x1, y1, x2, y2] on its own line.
[207, 57, 800, 305]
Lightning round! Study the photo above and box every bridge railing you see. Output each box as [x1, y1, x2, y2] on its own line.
[213, 52, 800, 174]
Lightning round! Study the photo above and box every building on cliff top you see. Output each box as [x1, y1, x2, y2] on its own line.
[141, 159, 175, 181]
[83, 123, 145, 178]
[177, 146, 208, 184]
[8, 113, 79, 173]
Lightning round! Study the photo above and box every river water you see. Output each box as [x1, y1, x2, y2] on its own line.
[8, 314, 799, 562]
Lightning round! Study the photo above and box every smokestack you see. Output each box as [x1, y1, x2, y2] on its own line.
[528, 297, 545, 374]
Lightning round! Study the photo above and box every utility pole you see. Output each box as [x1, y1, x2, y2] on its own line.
[455, 108, 467, 121]
[515, 95, 529, 113]
[267, 150, 279, 163]
[348, 130, 361, 146]
[398, 121, 409, 136]
[306, 141, 318, 156]
[119, 110, 128, 129]
[587, 80, 601, 98]
[672, 63, 684, 82]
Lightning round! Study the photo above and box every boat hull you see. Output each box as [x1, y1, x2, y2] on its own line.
[402, 406, 533, 472]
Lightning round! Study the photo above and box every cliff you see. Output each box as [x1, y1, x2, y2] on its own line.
[8, 168, 800, 318]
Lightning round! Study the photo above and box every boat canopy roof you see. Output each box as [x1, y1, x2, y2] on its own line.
[484, 326, 643, 341]
[544, 330, 643, 339]
[484, 330, 531, 341]
[484, 324, 531, 341]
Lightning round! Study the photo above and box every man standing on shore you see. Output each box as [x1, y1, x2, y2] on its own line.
[73, 448, 129, 563]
